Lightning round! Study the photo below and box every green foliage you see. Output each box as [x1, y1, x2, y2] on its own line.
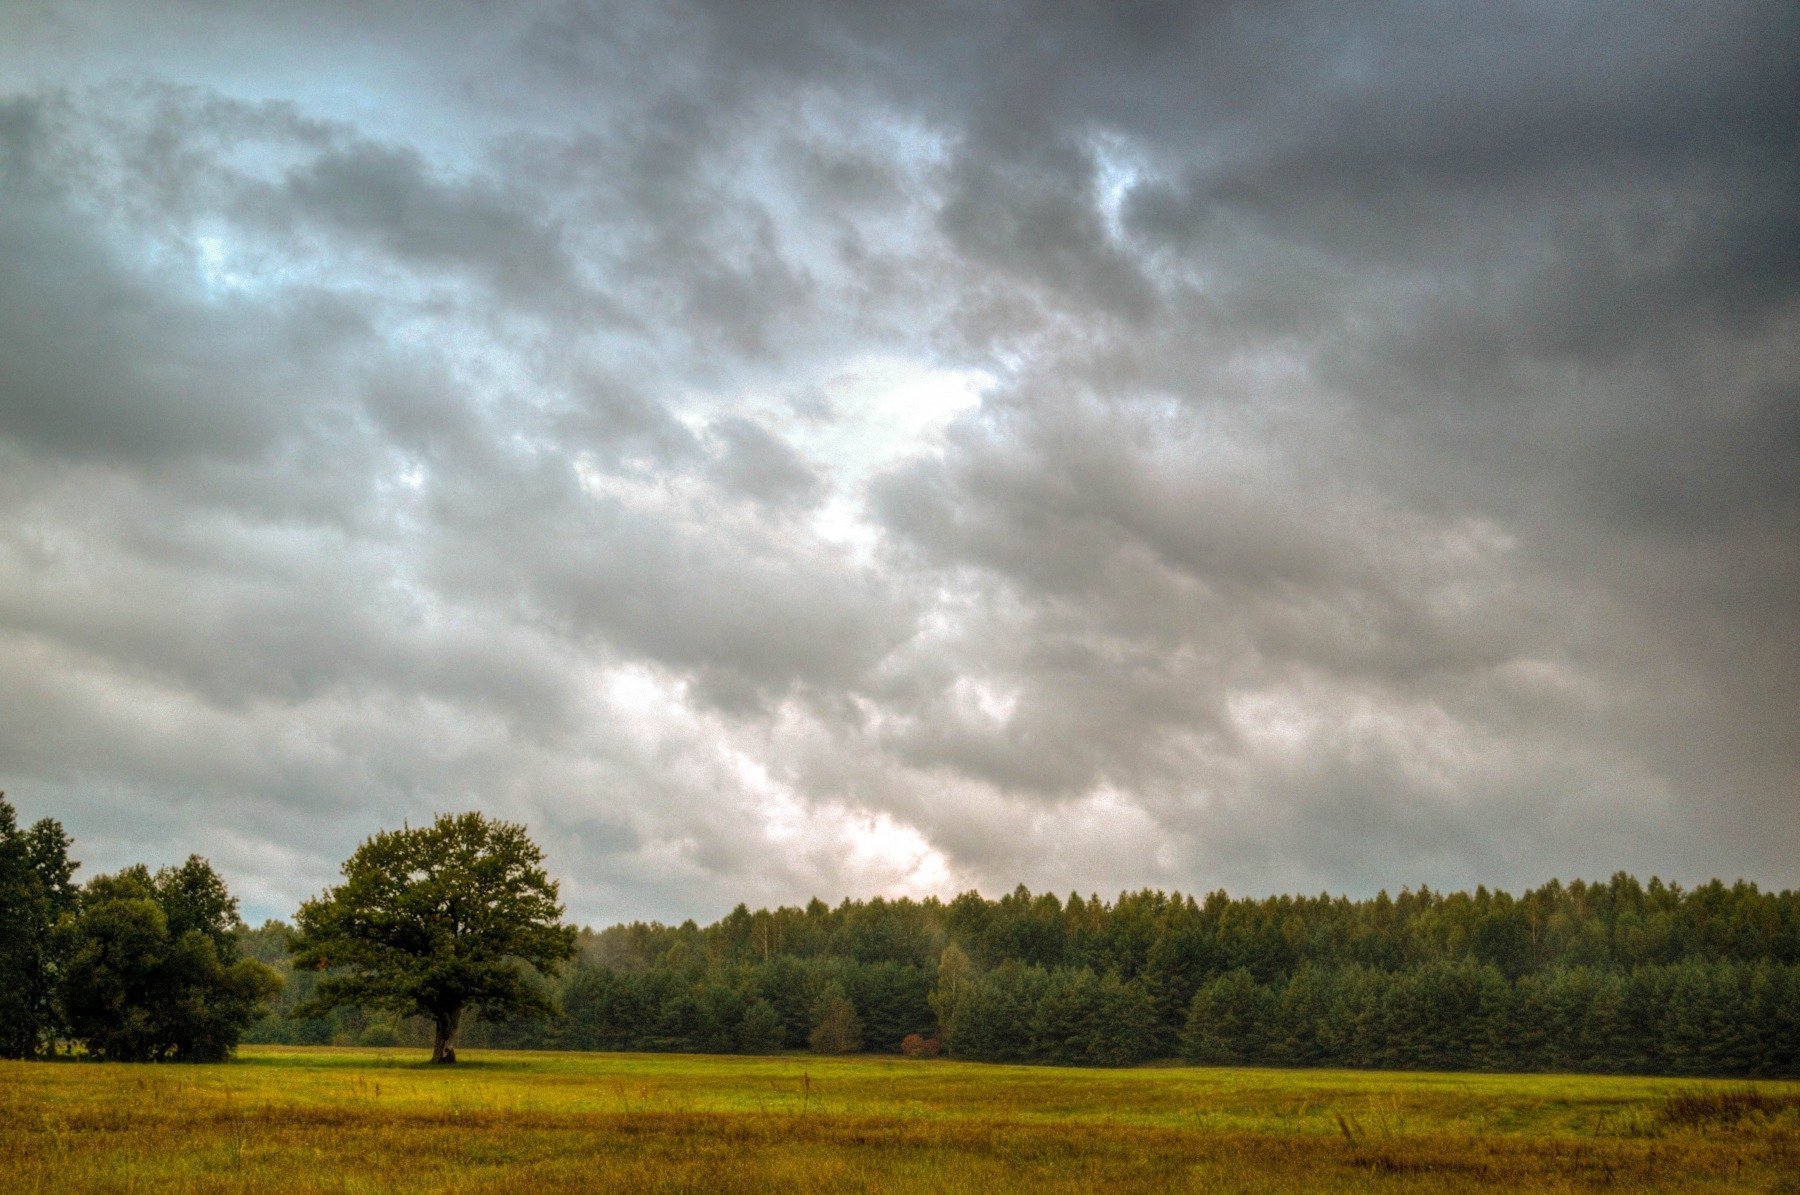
[289, 811, 577, 1063]
[928, 943, 973, 1054]
[759, 954, 815, 1048]
[1087, 972, 1158, 1066]
[155, 855, 244, 961]
[0, 794, 79, 1059]
[55, 858, 280, 1061]
[237, 919, 346, 1045]
[356, 1020, 402, 1047]
[1030, 968, 1158, 1065]
[1165, 958, 1800, 1077]
[559, 965, 643, 1050]
[1182, 969, 1265, 1064]
[808, 983, 863, 1054]
[847, 960, 931, 1051]
[244, 871, 1800, 1075]
[957, 961, 1049, 1063]
[737, 998, 784, 1053]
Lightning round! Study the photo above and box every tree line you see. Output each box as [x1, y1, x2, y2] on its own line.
[251, 855, 1800, 1077]
[5, 790, 1797, 1075]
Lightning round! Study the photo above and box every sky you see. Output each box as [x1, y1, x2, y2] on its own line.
[0, 1, 1795, 926]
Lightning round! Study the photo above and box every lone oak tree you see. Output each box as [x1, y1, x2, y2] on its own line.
[290, 812, 576, 1063]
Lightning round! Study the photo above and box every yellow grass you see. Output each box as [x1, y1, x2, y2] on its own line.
[3, 1046, 1797, 1192]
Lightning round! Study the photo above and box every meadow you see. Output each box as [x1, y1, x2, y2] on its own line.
[4, 1048, 1799, 1192]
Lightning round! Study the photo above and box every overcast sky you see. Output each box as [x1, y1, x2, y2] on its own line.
[1, 1, 1795, 925]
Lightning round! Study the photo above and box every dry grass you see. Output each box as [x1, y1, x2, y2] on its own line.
[1657, 1086, 1800, 1129]
[3, 1047, 1797, 1192]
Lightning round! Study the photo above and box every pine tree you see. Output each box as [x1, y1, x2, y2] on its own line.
[1181, 969, 1266, 1065]
[739, 998, 785, 1053]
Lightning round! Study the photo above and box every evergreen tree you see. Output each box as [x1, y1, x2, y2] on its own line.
[956, 961, 1047, 1063]
[1087, 973, 1158, 1065]
[1269, 965, 1335, 1066]
[695, 982, 746, 1052]
[1181, 969, 1267, 1065]
[559, 966, 643, 1050]
[738, 998, 784, 1053]
[236, 871, 1800, 1075]
[650, 989, 706, 1052]
[755, 954, 815, 1048]
[849, 961, 932, 1053]
[1141, 908, 1216, 1055]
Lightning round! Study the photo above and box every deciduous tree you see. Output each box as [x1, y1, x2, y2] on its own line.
[0, 794, 79, 1058]
[57, 859, 279, 1061]
[928, 942, 974, 1055]
[808, 983, 863, 1053]
[289, 812, 576, 1063]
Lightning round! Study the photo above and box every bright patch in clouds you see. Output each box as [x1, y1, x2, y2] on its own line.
[795, 357, 992, 550]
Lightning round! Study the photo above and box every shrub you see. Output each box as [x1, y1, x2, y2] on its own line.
[900, 1033, 941, 1058]
[357, 1022, 400, 1048]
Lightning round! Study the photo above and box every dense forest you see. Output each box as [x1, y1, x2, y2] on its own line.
[242, 875, 1800, 1076]
[8, 790, 1795, 1076]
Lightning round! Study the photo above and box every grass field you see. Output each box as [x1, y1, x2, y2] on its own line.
[3, 1047, 1798, 1192]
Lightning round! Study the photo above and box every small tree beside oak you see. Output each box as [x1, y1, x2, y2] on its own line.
[58, 857, 281, 1062]
[289, 812, 576, 1063]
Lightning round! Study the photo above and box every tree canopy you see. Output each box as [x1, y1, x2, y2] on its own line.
[0, 793, 79, 1059]
[289, 811, 577, 1062]
[57, 858, 280, 1061]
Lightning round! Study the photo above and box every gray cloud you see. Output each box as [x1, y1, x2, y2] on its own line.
[270, 140, 581, 306]
[705, 416, 826, 510]
[0, 0, 1793, 923]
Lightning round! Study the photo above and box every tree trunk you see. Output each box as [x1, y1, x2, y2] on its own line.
[431, 1007, 463, 1064]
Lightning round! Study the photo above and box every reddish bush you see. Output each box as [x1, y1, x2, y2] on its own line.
[900, 1034, 941, 1058]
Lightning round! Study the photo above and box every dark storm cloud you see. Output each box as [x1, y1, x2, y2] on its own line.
[938, 136, 1156, 322]
[270, 140, 581, 305]
[0, 96, 314, 465]
[0, 0, 1793, 922]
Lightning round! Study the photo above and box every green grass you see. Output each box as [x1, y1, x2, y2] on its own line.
[3, 1046, 1798, 1192]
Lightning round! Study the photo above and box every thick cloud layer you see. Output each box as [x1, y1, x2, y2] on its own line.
[1, 1, 1794, 923]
